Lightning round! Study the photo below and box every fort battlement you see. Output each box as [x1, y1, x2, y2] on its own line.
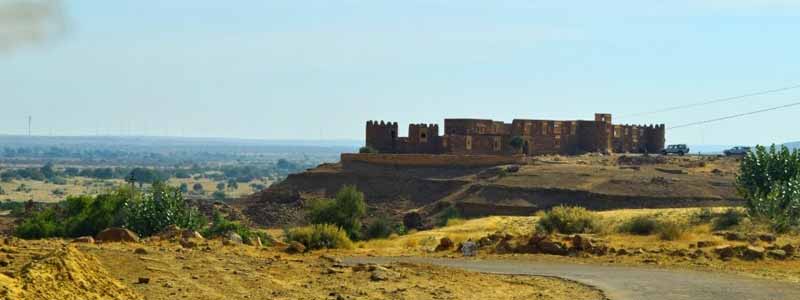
[365, 113, 665, 156]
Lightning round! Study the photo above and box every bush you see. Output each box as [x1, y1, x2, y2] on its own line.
[307, 185, 366, 239]
[0, 186, 5, 195]
[436, 205, 461, 227]
[212, 191, 226, 201]
[737, 145, 800, 230]
[365, 218, 394, 240]
[126, 182, 205, 237]
[285, 224, 353, 250]
[537, 206, 600, 234]
[691, 208, 715, 224]
[713, 208, 747, 231]
[618, 215, 688, 240]
[619, 215, 659, 235]
[359, 146, 378, 154]
[202, 211, 271, 245]
[15, 208, 63, 239]
[62, 193, 126, 237]
[657, 220, 688, 241]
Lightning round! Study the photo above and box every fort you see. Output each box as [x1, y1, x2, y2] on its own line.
[365, 113, 665, 156]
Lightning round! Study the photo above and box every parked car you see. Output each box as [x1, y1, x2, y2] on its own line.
[724, 146, 751, 156]
[662, 144, 689, 156]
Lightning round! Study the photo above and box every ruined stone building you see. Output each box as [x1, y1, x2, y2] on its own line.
[365, 114, 665, 156]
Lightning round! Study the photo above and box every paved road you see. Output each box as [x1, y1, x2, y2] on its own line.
[344, 257, 800, 300]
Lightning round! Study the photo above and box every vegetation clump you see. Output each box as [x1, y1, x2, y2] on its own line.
[736, 145, 800, 232]
[202, 211, 271, 245]
[537, 206, 600, 234]
[15, 183, 205, 239]
[285, 224, 353, 250]
[307, 185, 366, 239]
[617, 214, 688, 241]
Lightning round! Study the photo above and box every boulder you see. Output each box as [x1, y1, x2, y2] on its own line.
[494, 239, 516, 254]
[724, 232, 747, 242]
[96, 228, 140, 243]
[741, 246, 766, 261]
[179, 238, 198, 249]
[133, 248, 148, 255]
[538, 240, 568, 256]
[222, 232, 243, 246]
[572, 235, 593, 251]
[714, 245, 735, 260]
[181, 230, 204, 240]
[434, 237, 454, 252]
[72, 236, 95, 244]
[757, 233, 776, 243]
[696, 240, 719, 248]
[767, 249, 788, 260]
[158, 225, 182, 240]
[286, 241, 306, 254]
[781, 244, 796, 257]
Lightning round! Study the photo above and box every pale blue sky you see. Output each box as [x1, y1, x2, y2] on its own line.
[2, 1, 800, 145]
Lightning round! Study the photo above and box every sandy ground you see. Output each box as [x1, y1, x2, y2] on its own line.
[0, 238, 604, 300]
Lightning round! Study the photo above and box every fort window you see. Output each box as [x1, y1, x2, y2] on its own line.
[541, 122, 548, 135]
[466, 136, 473, 150]
[571, 122, 577, 135]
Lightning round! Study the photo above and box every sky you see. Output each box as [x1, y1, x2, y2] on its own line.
[2, 0, 800, 145]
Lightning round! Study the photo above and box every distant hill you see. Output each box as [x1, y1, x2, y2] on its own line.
[785, 142, 800, 150]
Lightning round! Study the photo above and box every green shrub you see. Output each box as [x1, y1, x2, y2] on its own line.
[713, 208, 747, 231]
[285, 224, 353, 250]
[657, 220, 688, 241]
[15, 208, 63, 239]
[62, 193, 126, 237]
[537, 206, 600, 234]
[307, 185, 366, 239]
[691, 208, 715, 224]
[619, 215, 659, 235]
[618, 215, 688, 241]
[736, 145, 800, 230]
[0, 186, 6, 195]
[126, 182, 205, 237]
[365, 218, 394, 240]
[212, 190, 226, 201]
[359, 146, 378, 154]
[436, 205, 461, 227]
[202, 211, 271, 245]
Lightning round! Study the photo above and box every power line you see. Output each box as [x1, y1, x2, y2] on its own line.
[620, 83, 800, 118]
[669, 101, 800, 129]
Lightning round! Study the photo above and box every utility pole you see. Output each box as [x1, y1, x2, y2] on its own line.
[27, 116, 31, 136]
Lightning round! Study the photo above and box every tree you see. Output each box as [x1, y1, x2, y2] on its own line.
[307, 185, 366, 239]
[179, 183, 189, 194]
[192, 183, 204, 193]
[128, 168, 159, 187]
[212, 190, 226, 201]
[216, 182, 226, 191]
[227, 179, 239, 191]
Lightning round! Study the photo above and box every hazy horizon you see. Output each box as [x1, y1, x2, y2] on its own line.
[3, 1, 800, 145]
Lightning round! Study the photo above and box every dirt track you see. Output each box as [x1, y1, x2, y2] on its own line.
[346, 257, 800, 300]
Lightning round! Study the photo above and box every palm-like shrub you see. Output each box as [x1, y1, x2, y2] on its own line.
[737, 145, 800, 231]
[126, 182, 205, 236]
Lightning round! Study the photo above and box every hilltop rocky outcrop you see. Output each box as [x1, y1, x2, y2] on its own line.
[234, 155, 744, 228]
